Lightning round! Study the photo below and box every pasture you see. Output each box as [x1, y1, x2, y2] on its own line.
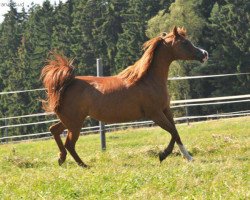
[0, 117, 249, 199]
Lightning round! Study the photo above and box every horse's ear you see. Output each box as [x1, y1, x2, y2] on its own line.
[173, 26, 179, 37]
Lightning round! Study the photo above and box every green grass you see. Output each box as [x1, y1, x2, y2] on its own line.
[0, 117, 249, 200]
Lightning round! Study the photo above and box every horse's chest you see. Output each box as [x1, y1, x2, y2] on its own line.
[146, 87, 168, 106]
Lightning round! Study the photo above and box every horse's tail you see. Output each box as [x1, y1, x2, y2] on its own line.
[41, 53, 75, 113]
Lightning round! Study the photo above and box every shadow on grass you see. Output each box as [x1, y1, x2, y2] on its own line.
[200, 158, 227, 163]
[140, 146, 183, 158]
[4, 155, 48, 168]
[3, 148, 48, 168]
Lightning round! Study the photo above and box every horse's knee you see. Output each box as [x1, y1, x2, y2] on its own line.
[49, 125, 56, 135]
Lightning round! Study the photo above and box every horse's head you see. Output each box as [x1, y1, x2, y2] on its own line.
[161, 27, 208, 63]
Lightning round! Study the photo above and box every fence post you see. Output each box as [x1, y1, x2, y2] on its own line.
[5, 117, 8, 143]
[96, 58, 106, 150]
[184, 94, 189, 125]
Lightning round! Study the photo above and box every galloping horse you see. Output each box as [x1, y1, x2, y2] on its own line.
[41, 27, 208, 167]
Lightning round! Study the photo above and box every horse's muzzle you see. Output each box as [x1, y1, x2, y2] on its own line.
[196, 48, 208, 63]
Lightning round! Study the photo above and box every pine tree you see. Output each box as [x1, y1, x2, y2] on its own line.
[91, 0, 127, 75]
[204, 0, 250, 110]
[52, 0, 73, 57]
[21, 1, 55, 99]
[0, 0, 21, 89]
[13, 1, 56, 135]
[71, 0, 127, 75]
[115, 0, 165, 72]
[0, 1, 30, 135]
[70, 0, 96, 75]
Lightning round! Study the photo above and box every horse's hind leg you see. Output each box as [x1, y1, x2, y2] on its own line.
[49, 122, 67, 165]
[57, 107, 87, 167]
[65, 130, 88, 168]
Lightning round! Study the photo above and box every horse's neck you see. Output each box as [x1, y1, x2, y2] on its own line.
[148, 45, 173, 85]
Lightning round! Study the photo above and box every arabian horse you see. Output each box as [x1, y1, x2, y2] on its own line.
[41, 27, 208, 167]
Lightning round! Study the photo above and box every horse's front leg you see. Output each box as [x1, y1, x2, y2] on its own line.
[152, 111, 193, 162]
[159, 137, 175, 162]
[158, 109, 175, 161]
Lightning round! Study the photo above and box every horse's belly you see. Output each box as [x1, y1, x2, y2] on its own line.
[89, 102, 143, 123]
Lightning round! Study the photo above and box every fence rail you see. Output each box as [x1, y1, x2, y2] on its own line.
[1, 72, 249, 95]
[1, 111, 249, 143]
[1, 72, 249, 144]
[0, 94, 249, 136]
[1, 94, 249, 122]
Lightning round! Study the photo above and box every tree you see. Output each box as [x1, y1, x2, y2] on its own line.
[0, 1, 30, 135]
[25, 0, 54, 73]
[71, 0, 127, 75]
[9, 1, 56, 135]
[70, 0, 97, 75]
[168, 0, 249, 115]
[0, 0, 21, 90]
[146, 0, 205, 41]
[115, 0, 167, 73]
[52, 0, 74, 57]
[91, 0, 127, 75]
[197, 0, 250, 113]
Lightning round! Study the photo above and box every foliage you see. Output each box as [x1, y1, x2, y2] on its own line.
[0, 117, 249, 199]
[146, 0, 206, 41]
[189, 0, 250, 115]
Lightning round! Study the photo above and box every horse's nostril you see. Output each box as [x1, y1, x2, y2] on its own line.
[201, 50, 208, 61]
[204, 51, 208, 58]
[202, 50, 207, 56]
[202, 51, 209, 62]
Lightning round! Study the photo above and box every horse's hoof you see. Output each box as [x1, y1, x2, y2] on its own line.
[78, 163, 89, 168]
[58, 153, 67, 166]
[159, 151, 166, 163]
[58, 158, 65, 166]
[187, 156, 194, 162]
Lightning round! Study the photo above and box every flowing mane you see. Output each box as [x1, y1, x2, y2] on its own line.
[118, 27, 187, 85]
[118, 37, 162, 85]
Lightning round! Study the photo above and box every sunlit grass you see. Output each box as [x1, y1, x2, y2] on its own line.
[0, 117, 249, 199]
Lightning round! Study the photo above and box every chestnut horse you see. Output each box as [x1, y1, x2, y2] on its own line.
[41, 27, 208, 167]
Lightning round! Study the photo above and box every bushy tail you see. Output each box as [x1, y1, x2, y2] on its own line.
[41, 53, 75, 112]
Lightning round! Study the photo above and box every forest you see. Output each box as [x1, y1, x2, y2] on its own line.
[0, 0, 249, 137]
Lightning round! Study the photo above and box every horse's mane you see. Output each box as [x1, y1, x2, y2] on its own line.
[118, 27, 187, 85]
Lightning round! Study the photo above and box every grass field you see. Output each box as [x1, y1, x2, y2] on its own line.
[0, 117, 249, 199]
